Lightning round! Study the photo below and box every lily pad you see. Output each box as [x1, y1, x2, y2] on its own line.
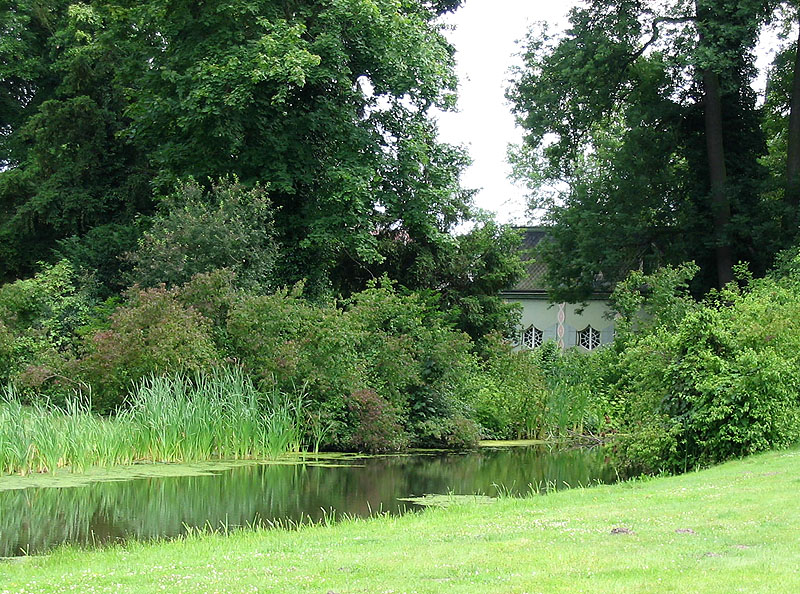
[479, 439, 548, 448]
[397, 493, 497, 507]
[0, 460, 258, 492]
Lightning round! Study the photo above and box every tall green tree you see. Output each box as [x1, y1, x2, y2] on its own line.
[784, 10, 800, 222]
[0, 0, 152, 281]
[1, 0, 476, 298]
[508, 0, 778, 299]
[761, 2, 800, 237]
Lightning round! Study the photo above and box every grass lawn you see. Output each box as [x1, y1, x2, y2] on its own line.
[2, 448, 799, 593]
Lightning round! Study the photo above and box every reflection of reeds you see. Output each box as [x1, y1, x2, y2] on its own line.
[0, 369, 306, 475]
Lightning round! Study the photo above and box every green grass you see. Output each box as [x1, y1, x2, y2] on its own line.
[0, 370, 306, 475]
[2, 448, 799, 593]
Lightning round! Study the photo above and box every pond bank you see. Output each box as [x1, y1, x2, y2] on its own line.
[3, 447, 798, 593]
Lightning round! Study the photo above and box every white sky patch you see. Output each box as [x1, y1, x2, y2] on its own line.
[434, 1, 577, 225]
[754, 12, 795, 106]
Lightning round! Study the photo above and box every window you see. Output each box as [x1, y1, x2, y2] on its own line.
[522, 325, 543, 349]
[577, 326, 601, 350]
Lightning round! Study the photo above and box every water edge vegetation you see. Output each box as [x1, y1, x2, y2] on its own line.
[0, 370, 310, 475]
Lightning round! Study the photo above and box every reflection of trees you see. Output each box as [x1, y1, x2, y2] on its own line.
[0, 447, 615, 556]
[370, 447, 615, 497]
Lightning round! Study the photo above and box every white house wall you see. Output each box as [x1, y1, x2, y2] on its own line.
[505, 297, 615, 351]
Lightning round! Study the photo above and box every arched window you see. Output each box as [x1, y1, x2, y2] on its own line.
[522, 325, 543, 349]
[577, 326, 601, 350]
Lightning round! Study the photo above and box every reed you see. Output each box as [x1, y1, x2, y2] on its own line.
[0, 369, 308, 476]
[543, 359, 598, 437]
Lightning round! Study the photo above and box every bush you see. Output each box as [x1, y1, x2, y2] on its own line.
[1, 264, 569, 454]
[342, 284, 426, 412]
[125, 178, 278, 292]
[0, 260, 92, 348]
[608, 263, 800, 473]
[414, 414, 481, 449]
[227, 280, 485, 449]
[344, 389, 409, 453]
[227, 285, 365, 426]
[410, 326, 481, 428]
[343, 283, 483, 445]
[78, 286, 220, 411]
[176, 269, 240, 329]
[0, 261, 95, 400]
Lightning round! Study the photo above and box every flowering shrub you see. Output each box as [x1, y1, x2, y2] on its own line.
[345, 389, 409, 453]
[78, 286, 220, 411]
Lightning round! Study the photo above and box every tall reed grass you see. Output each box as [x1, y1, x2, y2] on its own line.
[542, 353, 603, 437]
[0, 369, 307, 476]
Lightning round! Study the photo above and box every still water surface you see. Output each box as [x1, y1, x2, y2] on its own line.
[0, 444, 615, 556]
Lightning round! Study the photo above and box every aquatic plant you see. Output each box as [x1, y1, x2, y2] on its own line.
[0, 369, 308, 475]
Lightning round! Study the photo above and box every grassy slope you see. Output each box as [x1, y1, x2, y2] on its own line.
[2, 449, 800, 594]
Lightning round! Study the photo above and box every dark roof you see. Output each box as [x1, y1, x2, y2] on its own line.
[504, 227, 549, 294]
[503, 226, 618, 298]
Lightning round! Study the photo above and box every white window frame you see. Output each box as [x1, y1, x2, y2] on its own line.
[522, 325, 543, 349]
[577, 325, 601, 350]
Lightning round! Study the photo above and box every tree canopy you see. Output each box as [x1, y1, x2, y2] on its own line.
[508, 0, 800, 300]
[1, 0, 508, 298]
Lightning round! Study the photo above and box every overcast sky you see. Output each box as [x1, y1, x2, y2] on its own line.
[434, 1, 576, 225]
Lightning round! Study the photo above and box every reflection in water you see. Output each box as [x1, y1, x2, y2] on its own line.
[0, 445, 616, 556]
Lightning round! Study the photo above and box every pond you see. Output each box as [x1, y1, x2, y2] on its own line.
[0, 443, 616, 557]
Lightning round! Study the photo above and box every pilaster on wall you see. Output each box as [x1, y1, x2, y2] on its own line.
[556, 302, 566, 350]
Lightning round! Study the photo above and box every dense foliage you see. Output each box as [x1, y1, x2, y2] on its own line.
[4, 0, 799, 473]
[607, 258, 800, 472]
[4, 249, 800, 467]
[0, 0, 530, 461]
[508, 0, 795, 299]
[481, 253, 800, 472]
[0, 262, 489, 449]
[0, 0, 507, 305]
[1, 0, 524, 338]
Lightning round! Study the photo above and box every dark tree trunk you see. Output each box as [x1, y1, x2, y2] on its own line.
[785, 16, 800, 235]
[702, 67, 734, 287]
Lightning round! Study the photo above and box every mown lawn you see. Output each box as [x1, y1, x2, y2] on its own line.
[2, 448, 799, 593]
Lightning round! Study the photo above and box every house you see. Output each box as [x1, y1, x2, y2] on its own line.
[500, 228, 616, 351]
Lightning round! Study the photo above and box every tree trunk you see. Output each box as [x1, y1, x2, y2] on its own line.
[785, 15, 800, 235]
[702, 67, 734, 287]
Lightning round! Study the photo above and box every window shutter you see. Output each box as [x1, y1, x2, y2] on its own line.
[563, 324, 577, 347]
